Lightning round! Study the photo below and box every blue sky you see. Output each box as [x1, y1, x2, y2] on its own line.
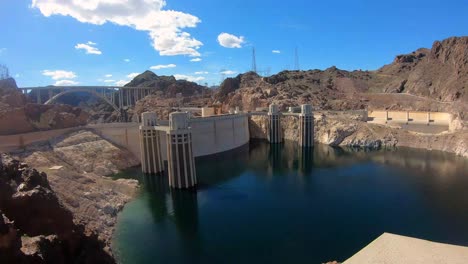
[0, 0, 467, 87]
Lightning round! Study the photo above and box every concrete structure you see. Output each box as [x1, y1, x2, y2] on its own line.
[0, 115, 251, 162]
[268, 104, 282, 143]
[344, 233, 468, 264]
[367, 110, 451, 126]
[189, 114, 250, 157]
[166, 112, 197, 189]
[19, 85, 155, 111]
[201, 107, 215, 117]
[299, 104, 314, 147]
[367, 110, 452, 133]
[139, 112, 164, 175]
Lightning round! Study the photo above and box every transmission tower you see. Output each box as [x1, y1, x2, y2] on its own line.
[294, 47, 300, 71]
[251, 47, 257, 73]
[220, 69, 226, 84]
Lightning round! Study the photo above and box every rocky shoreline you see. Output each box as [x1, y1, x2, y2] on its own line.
[1, 130, 141, 263]
[249, 113, 467, 158]
[0, 154, 115, 263]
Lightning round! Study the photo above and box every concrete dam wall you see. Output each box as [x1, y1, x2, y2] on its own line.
[0, 114, 251, 162]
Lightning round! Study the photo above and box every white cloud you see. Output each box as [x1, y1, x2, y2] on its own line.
[32, 0, 203, 56]
[220, 70, 237, 75]
[15, 74, 20, 78]
[55, 80, 78, 86]
[127, 72, 140, 79]
[150, 64, 176, 70]
[103, 79, 115, 83]
[115, 80, 128, 86]
[174, 74, 205, 83]
[195, 71, 209, 75]
[124, 59, 130, 62]
[0, 48, 5, 55]
[190, 57, 202, 62]
[75, 42, 102, 55]
[272, 50, 281, 54]
[217, 33, 245, 48]
[105, 74, 112, 78]
[42, 70, 77, 80]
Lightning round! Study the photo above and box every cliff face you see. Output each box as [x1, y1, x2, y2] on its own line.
[0, 155, 114, 263]
[216, 36, 467, 115]
[0, 78, 89, 135]
[378, 37, 467, 101]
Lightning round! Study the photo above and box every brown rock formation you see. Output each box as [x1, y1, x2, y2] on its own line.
[13, 130, 140, 250]
[0, 155, 114, 263]
[0, 78, 89, 135]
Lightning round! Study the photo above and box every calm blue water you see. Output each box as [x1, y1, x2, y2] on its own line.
[112, 142, 468, 264]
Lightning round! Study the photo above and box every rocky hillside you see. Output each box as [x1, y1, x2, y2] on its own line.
[125, 70, 209, 97]
[13, 130, 140, 252]
[0, 154, 114, 263]
[0, 78, 89, 135]
[125, 70, 214, 120]
[216, 36, 467, 114]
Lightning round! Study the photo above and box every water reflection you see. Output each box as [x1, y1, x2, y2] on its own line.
[142, 174, 168, 222]
[114, 140, 468, 264]
[168, 190, 199, 238]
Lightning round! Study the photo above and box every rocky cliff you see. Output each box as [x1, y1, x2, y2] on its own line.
[0, 154, 114, 263]
[216, 36, 467, 116]
[11, 130, 140, 253]
[0, 78, 89, 135]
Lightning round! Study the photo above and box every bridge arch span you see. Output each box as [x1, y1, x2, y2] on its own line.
[44, 89, 120, 112]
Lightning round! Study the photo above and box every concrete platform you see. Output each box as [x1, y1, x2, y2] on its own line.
[344, 233, 468, 264]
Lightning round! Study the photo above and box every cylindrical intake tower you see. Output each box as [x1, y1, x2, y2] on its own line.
[166, 112, 197, 189]
[139, 112, 164, 174]
[268, 104, 282, 143]
[299, 104, 314, 147]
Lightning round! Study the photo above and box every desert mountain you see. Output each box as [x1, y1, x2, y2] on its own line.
[215, 36, 467, 113]
[125, 70, 208, 98]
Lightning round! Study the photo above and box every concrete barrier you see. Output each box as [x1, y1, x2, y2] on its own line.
[368, 110, 451, 125]
[0, 127, 83, 153]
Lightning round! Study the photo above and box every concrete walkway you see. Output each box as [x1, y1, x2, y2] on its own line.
[344, 233, 468, 264]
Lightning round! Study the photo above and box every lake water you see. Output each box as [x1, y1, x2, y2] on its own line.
[112, 141, 468, 263]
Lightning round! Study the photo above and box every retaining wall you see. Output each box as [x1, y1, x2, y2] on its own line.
[368, 110, 451, 125]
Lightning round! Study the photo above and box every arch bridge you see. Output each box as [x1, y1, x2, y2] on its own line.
[18, 86, 154, 110]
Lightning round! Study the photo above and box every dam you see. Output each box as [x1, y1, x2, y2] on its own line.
[0, 105, 465, 263]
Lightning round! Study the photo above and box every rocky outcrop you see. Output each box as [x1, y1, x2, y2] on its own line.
[125, 70, 208, 97]
[0, 155, 114, 263]
[12, 130, 140, 251]
[0, 78, 89, 135]
[123, 71, 214, 120]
